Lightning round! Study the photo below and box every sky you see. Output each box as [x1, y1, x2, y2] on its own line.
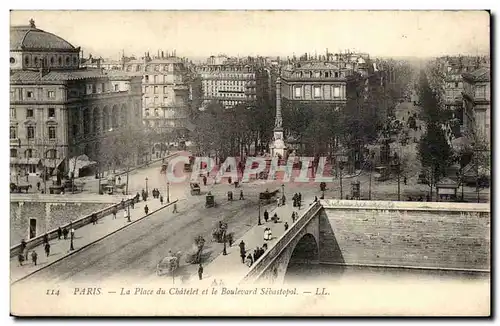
[10, 10, 490, 60]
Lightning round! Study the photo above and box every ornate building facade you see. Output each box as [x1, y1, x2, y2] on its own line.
[462, 67, 491, 146]
[9, 20, 142, 179]
[123, 52, 192, 138]
[196, 63, 269, 110]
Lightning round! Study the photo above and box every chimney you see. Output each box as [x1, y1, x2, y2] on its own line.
[161, 51, 164, 58]
[97, 58, 101, 70]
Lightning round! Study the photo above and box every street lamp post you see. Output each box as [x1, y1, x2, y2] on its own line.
[339, 163, 344, 199]
[281, 184, 285, 205]
[397, 161, 401, 201]
[127, 203, 131, 223]
[368, 163, 373, 200]
[258, 200, 262, 225]
[167, 181, 170, 203]
[70, 232, 74, 251]
[145, 177, 149, 195]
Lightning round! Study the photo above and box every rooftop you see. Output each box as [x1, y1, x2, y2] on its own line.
[10, 20, 77, 52]
[463, 67, 490, 82]
[10, 68, 136, 82]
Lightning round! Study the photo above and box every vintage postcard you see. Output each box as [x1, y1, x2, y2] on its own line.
[9, 10, 490, 316]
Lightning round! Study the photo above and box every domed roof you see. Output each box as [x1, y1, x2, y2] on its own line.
[10, 20, 77, 51]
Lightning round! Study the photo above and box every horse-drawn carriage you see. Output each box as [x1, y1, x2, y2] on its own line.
[259, 189, 280, 204]
[190, 182, 201, 196]
[10, 183, 32, 193]
[156, 251, 182, 276]
[205, 192, 215, 208]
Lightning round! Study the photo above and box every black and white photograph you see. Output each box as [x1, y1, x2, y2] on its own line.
[7, 9, 491, 316]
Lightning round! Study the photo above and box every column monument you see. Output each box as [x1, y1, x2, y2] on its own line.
[270, 77, 286, 158]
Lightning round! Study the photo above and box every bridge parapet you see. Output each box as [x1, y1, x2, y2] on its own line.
[320, 199, 490, 213]
[241, 201, 323, 284]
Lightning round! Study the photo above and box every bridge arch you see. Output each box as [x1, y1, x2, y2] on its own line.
[288, 233, 319, 264]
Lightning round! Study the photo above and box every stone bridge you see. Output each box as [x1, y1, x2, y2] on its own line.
[241, 200, 491, 285]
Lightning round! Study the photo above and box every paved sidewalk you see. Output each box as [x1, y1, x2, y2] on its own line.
[195, 194, 315, 285]
[10, 196, 175, 284]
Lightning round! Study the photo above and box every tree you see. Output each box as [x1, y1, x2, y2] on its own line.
[417, 70, 453, 198]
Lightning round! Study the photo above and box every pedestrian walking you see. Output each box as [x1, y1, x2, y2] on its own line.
[198, 264, 203, 280]
[43, 233, 49, 245]
[264, 228, 269, 241]
[240, 251, 246, 264]
[245, 254, 253, 267]
[203, 175, 207, 186]
[92, 213, 97, 225]
[112, 207, 117, 219]
[272, 213, 279, 223]
[31, 250, 38, 266]
[131, 200, 135, 209]
[20, 239, 27, 254]
[18, 253, 24, 266]
[173, 203, 178, 213]
[57, 227, 62, 240]
[36, 181, 41, 191]
[160, 195, 164, 205]
[276, 197, 280, 207]
[228, 234, 234, 247]
[239, 190, 244, 200]
[123, 209, 128, 219]
[144, 205, 149, 215]
[284, 222, 289, 231]
[44, 242, 50, 257]
[253, 249, 258, 262]
[291, 212, 296, 223]
[404, 176, 407, 185]
[297, 198, 301, 210]
[268, 228, 273, 240]
[264, 209, 269, 223]
[62, 228, 68, 240]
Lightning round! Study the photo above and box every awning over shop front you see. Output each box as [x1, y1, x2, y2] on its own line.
[17, 158, 42, 165]
[42, 158, 64, 169]
[68, 155, 98, 178]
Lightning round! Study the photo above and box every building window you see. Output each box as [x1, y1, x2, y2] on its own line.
[334, 72, 339, 78]
[154, 86, 158, 94]
[72, 124, 78, 138]
[66, 57, 70, 65]
[164, 86, 168, 93]
[10, 126, 17, 139]
[163, 97, 168, 104]
[27, 91, 33, 98]
[294, 86, 302, 98]
[48, 127, 56, 139]
[50, 57, 55, 65]
[145, 75, 149, 83]
[102, 83, 106, 92]
[10, 108, 16, 119]
[47, 91, 55, 98]
[48, 108, 55, 118]
[27, 126, 35, 139]
[58, 57, 62, 65]
[34, 57, 39, 66]
[73, 57, 77, 65]
[154, 97, 158, 104]
[145, 109, 150, 117]
[114, 84, 119, 91]
[26, 108, 34, 118]
[92, 84, 96, 93]
[24, 56, 29, 65]
[333, 86, 341, 98]
[46, 149, 57, 159]
[314, 86, 322, 98]
[25, 149, 33, 158]
[10, 148, 17, 157]
[154, 109, 159, 117]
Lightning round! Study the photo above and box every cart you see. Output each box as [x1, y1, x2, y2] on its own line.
[156, 251, 182, 276]
[205, 193, 215, 208]
[190, 182, 201, 195]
